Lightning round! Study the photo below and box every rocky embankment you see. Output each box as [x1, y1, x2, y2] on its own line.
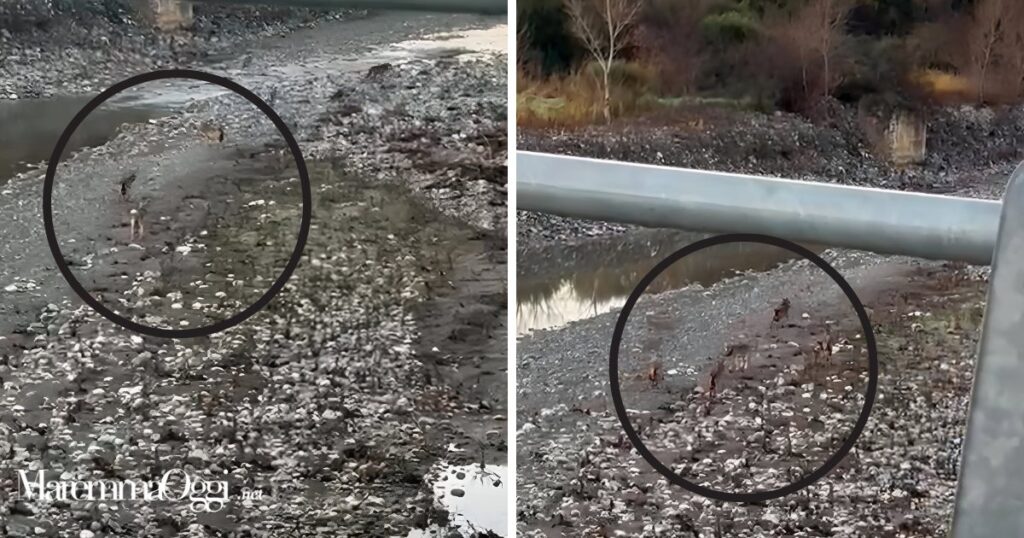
[517, 103, 1024, 247]
[311, 52, 508, 231]
[517, 255, 986, 537]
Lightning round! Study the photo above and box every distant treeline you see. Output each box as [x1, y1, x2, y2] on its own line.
[518, 0, 1024, 116]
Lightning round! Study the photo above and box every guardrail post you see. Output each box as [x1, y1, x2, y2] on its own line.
[952, 161, 1024, 535]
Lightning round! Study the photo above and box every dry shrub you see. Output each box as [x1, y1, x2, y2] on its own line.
[909, 69, 975, 105]
[932, 0, 1024, 105]
[755, 0, 852, 114]
[517, 69, 604, 127]
[517, 61, 659, 127]
[639, 0, 711, 95]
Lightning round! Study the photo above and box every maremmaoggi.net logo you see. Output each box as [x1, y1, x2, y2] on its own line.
[17, 469, 230, 513]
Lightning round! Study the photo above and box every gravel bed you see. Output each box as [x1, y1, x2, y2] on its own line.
[2, 171, 485, 536]
[0, 1, 359, 100]
[309, 50, 508, 231]
[517, 262, 988, 537]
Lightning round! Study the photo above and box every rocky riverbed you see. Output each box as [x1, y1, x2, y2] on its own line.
[0, 1, 359, 101]
[516, 101, 1008, 536]
[1, 9, 507, 538]
[516, 258, 987, 532]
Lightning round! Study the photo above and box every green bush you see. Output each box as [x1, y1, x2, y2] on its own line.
[838, 35, 916, 101]
[701, 9, 762, 45]
[597, 61, 659, 94]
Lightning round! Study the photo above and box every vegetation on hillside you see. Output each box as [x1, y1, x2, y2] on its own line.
[518, 0, 1024, 125]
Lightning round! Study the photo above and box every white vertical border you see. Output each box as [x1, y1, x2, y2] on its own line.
[505, 1, 517, 536]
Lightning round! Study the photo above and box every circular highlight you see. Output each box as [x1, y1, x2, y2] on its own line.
[608, 233, 878, 503]
[42, 69, 312, 339]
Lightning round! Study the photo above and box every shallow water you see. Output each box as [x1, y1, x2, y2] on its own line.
[409, 463, 508, 537]
[391, 25, 507, 59]
[0, 19, 504, 186]
[0, 96, 167, 183]
[517, 237, 822, 335]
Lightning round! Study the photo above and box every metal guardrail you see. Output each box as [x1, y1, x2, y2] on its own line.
[518, 151, 1000, 265]
[519, 151, 1024, 535]
[194, 0, 506, 14]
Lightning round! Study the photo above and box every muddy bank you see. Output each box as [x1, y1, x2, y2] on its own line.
[1, 142, 298, 348]
[517, 248, 903, 412]
[0, 11, 507, 334]
[517, 258, 987, 537]
[0, 95, 291, 337]
[517, 103, 1023, 248]
[412, 231, 508, 463]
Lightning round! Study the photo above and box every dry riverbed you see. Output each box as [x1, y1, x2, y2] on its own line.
[1, 11, 507, 538]
[517, 257, 986, 537]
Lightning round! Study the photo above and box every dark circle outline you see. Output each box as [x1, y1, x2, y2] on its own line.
[608, 233, 878, 503]
[42, 69, 312, 339]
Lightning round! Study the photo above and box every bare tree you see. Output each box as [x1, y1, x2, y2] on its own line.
[564, 0, 642, 123]
[1002, 2, 1024, 99]
[764, 0, 850, 111]
[642, 0, 709, 95]
[793, 0, 851, 101]
[516, 15, 533, 74]
[814, 0, 850, 100]
[966, 0, 1011, 104]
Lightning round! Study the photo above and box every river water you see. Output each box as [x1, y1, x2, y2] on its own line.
[0, 22, 507, 185]
[517, 231, 823, 335]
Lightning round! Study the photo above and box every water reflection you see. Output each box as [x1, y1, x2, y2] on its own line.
[408, 463, 507, 537]
[517, 239, 818, 335]
[391, 25, 507, 59]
